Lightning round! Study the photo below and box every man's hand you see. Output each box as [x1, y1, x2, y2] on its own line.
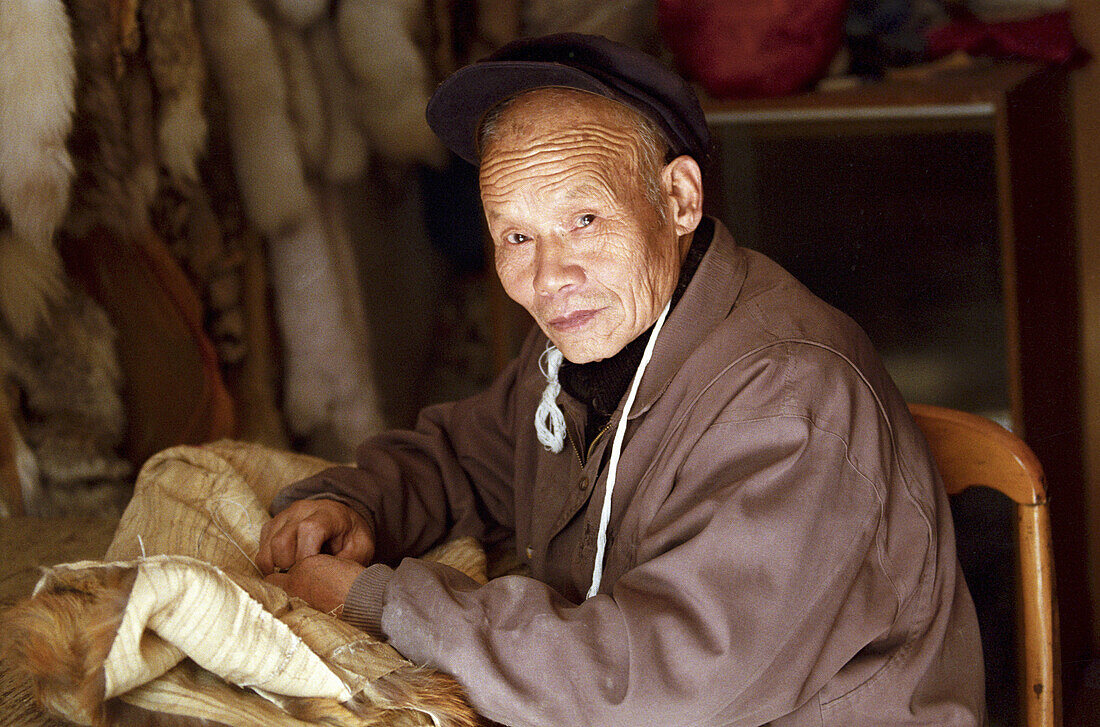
[264, 554, 365, 616]
[257, 499, 374, 575]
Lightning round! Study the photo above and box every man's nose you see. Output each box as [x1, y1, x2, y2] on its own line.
[532, 238, 583, 296]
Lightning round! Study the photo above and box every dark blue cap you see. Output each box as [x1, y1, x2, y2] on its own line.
[426, 33, 710, 167]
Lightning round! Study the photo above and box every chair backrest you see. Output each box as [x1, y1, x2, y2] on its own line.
[908, 403, 1061, 727]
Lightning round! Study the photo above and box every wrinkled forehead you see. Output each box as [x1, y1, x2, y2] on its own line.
[480, 88, 656, 158]
[479, 112, 646, 207]
[479, 89, 650, 182]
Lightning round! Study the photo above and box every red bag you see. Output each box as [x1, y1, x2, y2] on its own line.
[658, 0, 849, 99]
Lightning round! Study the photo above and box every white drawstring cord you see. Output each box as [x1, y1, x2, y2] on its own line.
[587, 300, 671, 599]
[535, 343, 566, 453]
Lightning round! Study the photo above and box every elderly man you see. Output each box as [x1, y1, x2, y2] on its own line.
[258, 34, 985, 726]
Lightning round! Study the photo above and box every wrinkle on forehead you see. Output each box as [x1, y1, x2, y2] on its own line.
[479, 90, 651, 184]
[480, 134, 648, 218]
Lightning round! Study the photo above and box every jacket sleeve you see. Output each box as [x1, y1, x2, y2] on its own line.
[269, 330, 538, 563]
[369, 400, 928, 726]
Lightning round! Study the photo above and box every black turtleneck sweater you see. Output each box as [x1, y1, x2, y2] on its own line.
[559, 216, 714, 451]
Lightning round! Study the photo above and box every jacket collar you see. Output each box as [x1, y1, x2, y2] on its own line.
[625, 217, 747, 419]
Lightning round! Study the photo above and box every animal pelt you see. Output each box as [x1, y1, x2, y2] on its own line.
[266, 209, 385, 455]
[268, 0, 329, 29]
[304, 22, 369, 183]
[336, 0, 446, 168]
[62, 0, 155, 240]
[196, 0, 313, 236]
[151, 177, 247, 365]
[1, 557, 481, 726]
[141, 0, 209, 185]
[0, 287, 132, 516]
[0, 0, 77, 338]
[0, 230, 67, 343]
[0, 563, 136, 724]
[273, 21, 328, 174]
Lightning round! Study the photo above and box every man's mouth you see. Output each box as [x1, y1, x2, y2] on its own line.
[547, 309, 601, 332]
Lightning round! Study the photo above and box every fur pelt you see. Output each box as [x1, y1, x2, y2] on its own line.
[1, 558, 481, 726]
[141, 0, 208, 185]
[0, 440, 488, 726]
[196, 0, 312, 236]
[305, 22, 369, 183]
[0, 563, 136, 724]
[0, 231, 67, 342]
[336, 0, 446, 168]
[0, 0, 77, 338]
[266, 210, 385, 454]
[268, 0, 329, 29]
[63, 0, 152, 239]
[0, 288, 132, 516]
[273, 21, 328, 173]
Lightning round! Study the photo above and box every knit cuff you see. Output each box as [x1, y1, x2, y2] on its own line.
[342, 563, 394, 637]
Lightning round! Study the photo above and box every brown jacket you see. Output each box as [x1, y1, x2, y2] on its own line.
[272, 219, 986, 726]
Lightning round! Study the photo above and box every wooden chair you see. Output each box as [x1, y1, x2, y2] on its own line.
[909, 403, 1061, 727]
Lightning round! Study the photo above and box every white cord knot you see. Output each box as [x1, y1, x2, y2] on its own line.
[535, 343, 566, 453]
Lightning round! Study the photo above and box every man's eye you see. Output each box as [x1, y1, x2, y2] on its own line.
[578, 214, 596, 228]
[505, 232, 529, 245]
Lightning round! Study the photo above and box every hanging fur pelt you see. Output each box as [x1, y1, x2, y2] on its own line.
[305, 21, 369, 183]
[0, 0, 76, 339]
[196, 0, 312, 235]
[141, 0, 208, 185]
[266, 209, 386, 454]
[336, 0, 446, 168]
[0, 282, 132, 516]
[198, 0, 387, 455]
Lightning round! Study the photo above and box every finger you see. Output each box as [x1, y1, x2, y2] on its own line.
[294, 519, 329, 565]
[332, 529, 372, 563]
[256, 518, 278, 574]
[264, 571, 290, 589]
[268, 519, 305, 573]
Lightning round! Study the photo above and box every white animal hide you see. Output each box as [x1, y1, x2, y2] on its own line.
[265, 210, 385, 454]
[196, 0, 311, 235]
[0, 0, 76, 335]
[305, 23, 368, 183]
[269, 0, 329, 29]
[142, 0, 209, 184]
[336, 0, 445, 167]
[273, 22, 327, 174]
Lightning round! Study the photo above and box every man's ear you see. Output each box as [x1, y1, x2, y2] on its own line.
[662, 155, 704, 237]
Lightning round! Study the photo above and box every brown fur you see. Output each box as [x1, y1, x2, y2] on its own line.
[63, 0, 149, 239]
[0, 564, 137, 724]
[3, 559, 482, 726]
[141, 0, 208, 184]
[0, 287, 131, 516]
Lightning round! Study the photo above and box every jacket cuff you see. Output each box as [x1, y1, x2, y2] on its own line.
[342, 563, 394, 637]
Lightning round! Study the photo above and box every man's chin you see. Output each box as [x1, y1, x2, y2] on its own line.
[550, 337, 622, 365]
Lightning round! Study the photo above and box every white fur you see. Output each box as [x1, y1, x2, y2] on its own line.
[196, 0, 311, 235]
[266, 211, 385, 453]
[273, 23, 327, 174]
[0, 0, 76, 254]
[269, 0, 329, 29]
[142, 0, 209, 184]
[336, 0, 445, 167]
[305, 23, 368, 183]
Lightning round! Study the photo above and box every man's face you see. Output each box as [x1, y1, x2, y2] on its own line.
[479, 90, 684, 364]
